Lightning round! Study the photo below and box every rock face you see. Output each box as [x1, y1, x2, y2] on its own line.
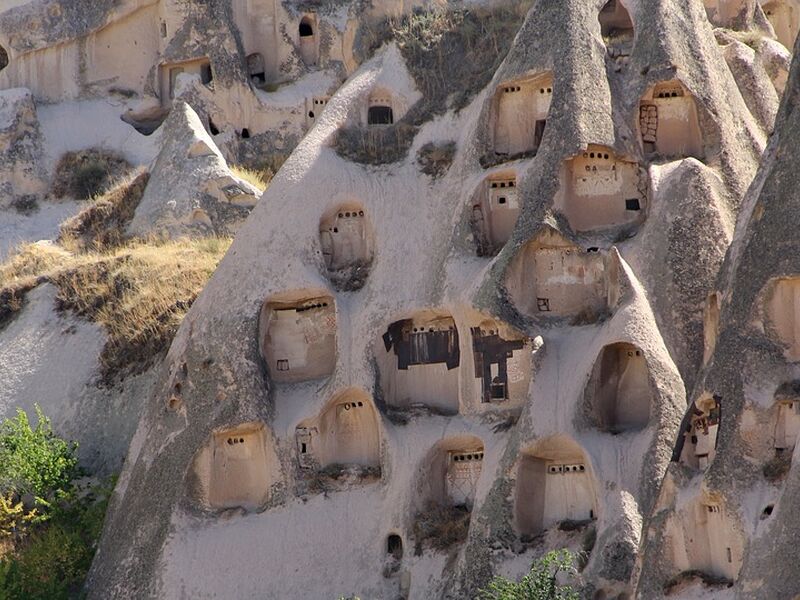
[85, 0, 783, 597]
[128, 101, 260, 238]
[0, 87, 46, 208]
[636, 25, 800, 599]
[0, 284, 153, 474]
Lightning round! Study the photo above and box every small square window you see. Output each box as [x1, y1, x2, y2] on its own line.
[625, 198, 641, 211]
[277, 359, 289, 371]
[498, 196, 507, 205]
[536, 298, 551, 312]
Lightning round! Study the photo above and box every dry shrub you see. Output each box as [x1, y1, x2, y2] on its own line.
[416, 141, 456, 178]
[51, 149, 132, 200]
[58, 171, 149, 252]
[412, 502, 471, 552]
[0, 237, 230, 382]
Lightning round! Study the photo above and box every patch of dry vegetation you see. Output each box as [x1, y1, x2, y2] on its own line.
[58, 171, 150, 252]
[412, 502, 471, 552]
[230, 165, 269, 192]
[339, 2, 530, 164]
[0, 237, 230, 382]
[51, 148, 133, 200]
[416, 141, 456, 177]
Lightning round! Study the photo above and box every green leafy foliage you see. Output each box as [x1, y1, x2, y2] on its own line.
[0, 408, 113, 600]
[0, 521, 93, 600]
[0, 406, 77, 501]
[478, 549, 581, 600]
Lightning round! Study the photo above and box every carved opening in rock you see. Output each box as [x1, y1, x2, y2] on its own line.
[319, 202, 374, 273]
[419, 436, 485, 509]
[247, 52, 266, 84]
[160, 58, 213, 104]
[308, 96, 330, 125]
[515, 436, 597, 537]
[470, 171, 520, 256]
[241, 128, 250, 139]
[772, 383, 800, 451]
[470, 318, 531, 405]
[764, 277, 800, 361]
[599, 0, 634, 49]
[387, 534, 403, 559]
[505, 228, 614, 321]
[585, 342, 651, 433]
[676, 393, 720, 469]
[639, 80, 703, 160]
[295, 389, 380, 470]
[379, 310, 460, 414]
[299, 17, 318, 66]
[556, 145, 646, 233]
[666, 496, 744, 583]
[492, 72, 552, 157]
[761, 0, 800, 50]
[193, 422, 274, 510]
[0, 46, 7, 73]
[703, 292, 721, 366]
[259, 292, 336, 383]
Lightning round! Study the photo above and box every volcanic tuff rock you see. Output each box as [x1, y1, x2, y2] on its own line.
[0, 87, 46, 208]
[85, 0, 782, 598]
[128, 100, 260, 238]
[1, 0, 799, 597]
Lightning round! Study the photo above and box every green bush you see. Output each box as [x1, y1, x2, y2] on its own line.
[0, 409, 113, 600]
[0, 406, 77, 501]
[0, 521, 93, 600]
[478, 549, 580, 600]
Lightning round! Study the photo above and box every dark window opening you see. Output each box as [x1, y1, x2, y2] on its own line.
[763, 504, 774, 517]
[200, 63, 213, 85]
[299, 20, 314, 37]
[308, 111, 315, 119]
[625, 198, 641, 211]
[387, 534, 403, 560]
[300, 442, 307, 454]
[537, 298, 551, 312]
[498, 197, 507, 205]
[241, 128, 251, 139]
[208, 118, 220, 136]
[534, 119, 547, 149]
[277, 359, 289, 371]
[368, 105, 394, 125]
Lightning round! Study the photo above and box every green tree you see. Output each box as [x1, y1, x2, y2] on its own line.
[0, 406, 78, 501]
[478, 549, 581, 600]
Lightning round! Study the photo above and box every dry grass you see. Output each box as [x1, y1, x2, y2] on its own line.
[58, 170, 149, 252]
[0, 237, 230, 382]
[51, 148, 133, 201]
[230, 165, 269, 192]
